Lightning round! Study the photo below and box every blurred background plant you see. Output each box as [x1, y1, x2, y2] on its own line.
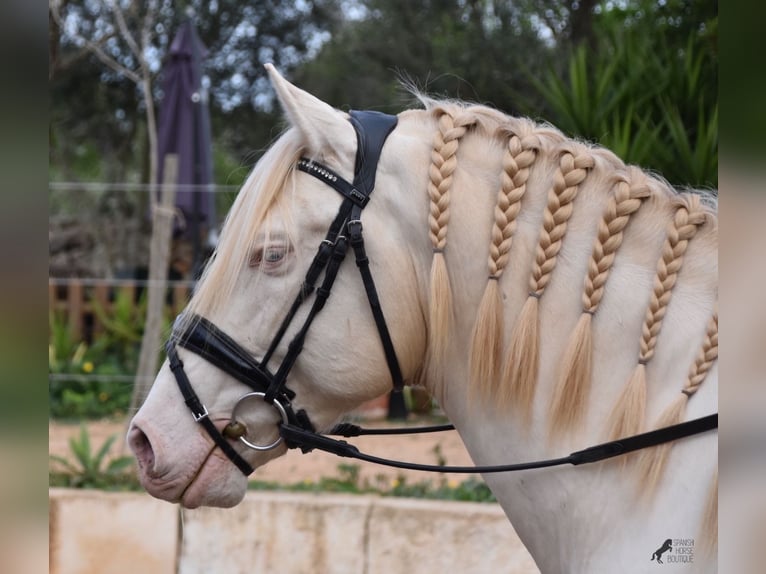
[49, 289, 172, 419]
[50, 0, 717, 192]
[527, 1, 717, 188]
[49, 424, 137, 490]
[246, 462, 497, 502]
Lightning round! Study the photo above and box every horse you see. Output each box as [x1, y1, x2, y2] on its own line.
[128, 65, 717, 573]
[651, 538, 673, 563]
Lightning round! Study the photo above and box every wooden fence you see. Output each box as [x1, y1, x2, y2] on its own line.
[48, 278, 193, 342]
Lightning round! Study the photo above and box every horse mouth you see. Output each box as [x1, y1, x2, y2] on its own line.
[128, 420, 248, 508]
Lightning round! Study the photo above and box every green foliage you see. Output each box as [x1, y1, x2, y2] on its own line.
[49, 289, 171, 420]
[294, 0, 549, 115]
[385, 476, 496, 503]
[50, 0, 343, 183]
[49, 425, 138, 490]
[247, 440, 498, 504]
[90, 289, 147, 347]
[247, 462, 496, 502]
[49, 317, 135, 420]
[51, 0, 717, 193]
[296, 1, 716, 190]
[526, 2, 717, 188]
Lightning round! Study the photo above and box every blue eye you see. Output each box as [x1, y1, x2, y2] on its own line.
[249, 244, 290, 270]
[264, 248, 284, 263]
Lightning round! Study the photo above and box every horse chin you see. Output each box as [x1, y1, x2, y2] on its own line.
[178, 451, 248, 509]
[134, 447, 248, 509]
[129, 419, 249, 508]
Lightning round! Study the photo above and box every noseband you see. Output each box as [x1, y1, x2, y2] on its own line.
[166, 110, 402, 475]
[166, 110, 718, 478]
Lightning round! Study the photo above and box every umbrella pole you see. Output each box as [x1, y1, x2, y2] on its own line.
[191, 179, 201, 278]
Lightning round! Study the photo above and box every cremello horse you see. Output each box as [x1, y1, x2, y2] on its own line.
[129, 65, 717, 573]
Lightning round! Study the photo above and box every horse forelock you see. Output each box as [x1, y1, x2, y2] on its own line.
[185, 129, 304, 323]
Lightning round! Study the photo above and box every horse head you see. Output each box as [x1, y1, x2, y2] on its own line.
[128, 66, 431, 508]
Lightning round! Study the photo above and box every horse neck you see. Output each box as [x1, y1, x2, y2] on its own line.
[404, 108, 718, 570]
[412, 112, 719, 443]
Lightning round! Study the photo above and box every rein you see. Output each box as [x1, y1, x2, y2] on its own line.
[166, 109, 718, 478]
[302, 414, 718, 473]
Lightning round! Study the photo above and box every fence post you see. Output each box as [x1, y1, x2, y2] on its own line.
[67, 279, 83, 341]
[92, 282, 109, 337]
[128, 155, 178, 423]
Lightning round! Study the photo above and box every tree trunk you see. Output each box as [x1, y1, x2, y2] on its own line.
[126, 155, 178, 430]
[143, 73, 159, 200]
[569, 0, 598, 51]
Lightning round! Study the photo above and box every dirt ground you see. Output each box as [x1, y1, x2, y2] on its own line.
[49, 415, 479, 488]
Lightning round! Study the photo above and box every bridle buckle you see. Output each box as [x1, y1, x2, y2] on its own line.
[192, 404, 209, 422]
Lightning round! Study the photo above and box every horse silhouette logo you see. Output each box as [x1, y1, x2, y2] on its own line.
[651, 538, 673, 564]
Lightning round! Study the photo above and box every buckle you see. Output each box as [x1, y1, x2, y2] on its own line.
[347, 219, 363, 236]
[192, 405, 209, 422]
[349, 188, 368, 207]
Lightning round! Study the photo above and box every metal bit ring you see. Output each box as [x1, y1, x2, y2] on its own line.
[229, 392, 289, 451]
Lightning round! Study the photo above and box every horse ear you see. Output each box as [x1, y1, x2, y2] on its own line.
[265, 63, 355, 158]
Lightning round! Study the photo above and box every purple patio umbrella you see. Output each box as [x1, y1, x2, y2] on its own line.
[156, 18, 215, 275]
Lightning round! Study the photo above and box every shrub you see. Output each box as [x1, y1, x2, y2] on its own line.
[49, 424, 139, 490]
[527, 6, 717, 189]
[49, 289, 173, 419]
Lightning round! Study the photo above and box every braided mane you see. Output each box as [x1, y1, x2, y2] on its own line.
[415, 99, 717, 509]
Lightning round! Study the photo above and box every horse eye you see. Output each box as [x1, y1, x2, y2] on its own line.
[264, 248, 285, 263]
[249, 245, 289, 270]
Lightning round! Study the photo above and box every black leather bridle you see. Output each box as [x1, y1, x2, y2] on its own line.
[167, 110, 402, 475]
[166, 110, 717, 478]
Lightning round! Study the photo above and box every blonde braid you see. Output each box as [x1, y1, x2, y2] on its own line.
[428, 113, 460, 251]
[641, 196, 708, 363]
[531, 152, 595, 294]
[549, 177, 651, 435]
[426, 110, 475, 389]
[605, 195, 708, 444]
[638, 307, 718, 494]
[682, 310, 719, 397]
[469, 133, 539, 402]
[488, 135, 539, 278]
[500, 149, 594, 418]
[581, 179, 651, 312]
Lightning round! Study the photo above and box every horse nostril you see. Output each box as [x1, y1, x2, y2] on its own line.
[128, 426, 156, 476]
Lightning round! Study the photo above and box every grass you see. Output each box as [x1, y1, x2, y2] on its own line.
[246, 458, 496, 503]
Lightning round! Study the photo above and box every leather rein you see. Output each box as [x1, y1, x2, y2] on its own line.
[166, 109, 718, 477]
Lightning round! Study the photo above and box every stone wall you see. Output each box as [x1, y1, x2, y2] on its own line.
[49, 489, 540, 574]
